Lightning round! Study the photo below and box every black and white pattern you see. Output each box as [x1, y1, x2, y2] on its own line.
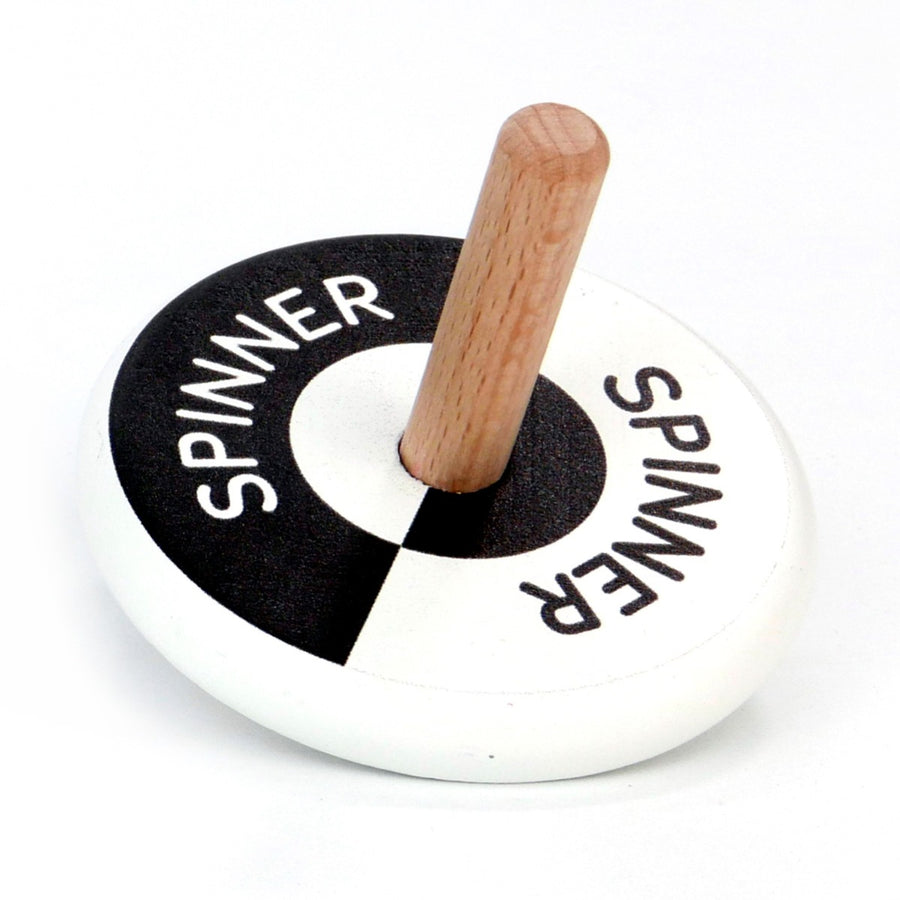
[85, 234, 809, 780]
[110, 236, 604, 665]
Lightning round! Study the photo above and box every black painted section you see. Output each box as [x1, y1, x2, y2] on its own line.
[110, 235, 459, 664]
[402, 377, 606, 558]
[109, 234, 607, 662]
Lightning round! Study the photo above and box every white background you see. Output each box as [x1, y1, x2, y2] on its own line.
[3, 1, 897, 897]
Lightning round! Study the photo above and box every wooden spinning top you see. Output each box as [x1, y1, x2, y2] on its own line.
[79, 103, 811, 782]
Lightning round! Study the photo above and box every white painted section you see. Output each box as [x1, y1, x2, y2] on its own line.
[347, 273, 801, 695]
[289, 343, 429, 544]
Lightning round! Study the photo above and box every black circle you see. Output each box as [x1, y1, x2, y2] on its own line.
[109, 236, 605, 663]
[401, 374, 605, 558]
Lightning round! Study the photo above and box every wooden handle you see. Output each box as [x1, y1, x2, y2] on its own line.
[400, 103, 610, 493]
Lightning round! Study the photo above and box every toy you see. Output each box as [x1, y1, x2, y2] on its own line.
[79, 104, 812, 782]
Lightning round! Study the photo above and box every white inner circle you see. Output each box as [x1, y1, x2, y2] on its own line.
[289, 343, 430, 544]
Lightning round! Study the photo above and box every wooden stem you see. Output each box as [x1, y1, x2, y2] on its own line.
[400, 103, 610, 493]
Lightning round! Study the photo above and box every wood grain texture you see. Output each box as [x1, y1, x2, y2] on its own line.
[400, 103, 610, 492]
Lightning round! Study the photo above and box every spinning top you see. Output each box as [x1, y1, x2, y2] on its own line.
[79, 104, 812, 782]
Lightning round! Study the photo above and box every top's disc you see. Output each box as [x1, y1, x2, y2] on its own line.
[79, 235, 812, 782]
